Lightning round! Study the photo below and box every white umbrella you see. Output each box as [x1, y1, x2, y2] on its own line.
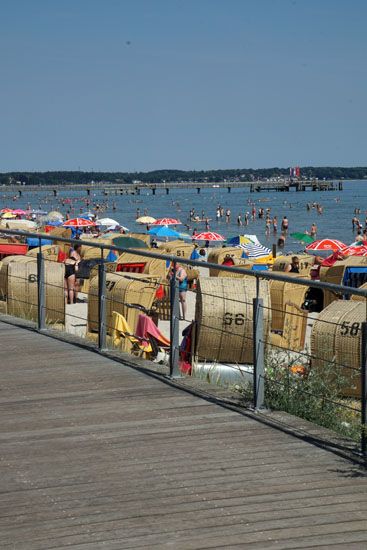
[97, 218, 129, 232]
[136, 216, 156, 224]
[236, 243, 271, 259]
[97, 217, 120, 226]
[107, 225, 129, 232]
[45, 210, 64, 220]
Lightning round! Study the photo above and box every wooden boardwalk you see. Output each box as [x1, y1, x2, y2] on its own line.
[1, 321, 367, 549]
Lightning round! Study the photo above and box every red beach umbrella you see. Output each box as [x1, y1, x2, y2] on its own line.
[151, 218, 181, 226]
[0, 208, 13, 213]
[192, 231, 225, 242]
[342, 245, 367, 257]
[63, 218, 96, 227]
[306, 238, 347, 252]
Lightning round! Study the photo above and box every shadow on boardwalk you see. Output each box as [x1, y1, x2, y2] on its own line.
[1, 321, 367, 549]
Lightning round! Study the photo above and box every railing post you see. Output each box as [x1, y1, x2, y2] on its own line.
[253, 276, 265, 409]
[361, 322, 367, 460]
[98, 263, 106, 350]
[37, 251, 46, 330]
[170, 261, 181, 378]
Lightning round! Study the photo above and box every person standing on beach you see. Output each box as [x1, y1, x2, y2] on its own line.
[272, 216, 278, 233]
[285, 256, 300, 273]
[171, 263, 188, 320]
[225, 209, 231, 223]
[281, 216, 289, 232]
[64, 243, 82, 304]
[310, 223, 317, 238]
[244, 212, 249, 226]
[237, 213, 242, 226]
[265, 218, 271, 235]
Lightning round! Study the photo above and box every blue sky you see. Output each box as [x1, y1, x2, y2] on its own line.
[0, 0, 366, 171]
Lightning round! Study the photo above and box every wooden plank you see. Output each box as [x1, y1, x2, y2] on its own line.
[0, 321, 367, 549]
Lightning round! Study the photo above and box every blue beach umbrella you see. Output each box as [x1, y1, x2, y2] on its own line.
[148, 225, 181, 238]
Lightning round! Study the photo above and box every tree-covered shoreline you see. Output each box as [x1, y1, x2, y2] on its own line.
[1, 167, 366, 186]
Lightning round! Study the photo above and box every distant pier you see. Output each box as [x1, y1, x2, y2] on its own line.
[2, 178, 343, 197]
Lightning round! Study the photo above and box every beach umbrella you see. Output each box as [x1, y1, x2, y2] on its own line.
[227, 235, 255, 246]
[112, 236, 148, 249]
[148, 225, 181, 238]
[63, 218, 96, 227]
[290, 232, 315, 244]
[136, 216, 156, 224]
[104, 224, 130, 232]
[306, 238, 346, 253]
[1, 212, 16, 219]
[151, 218, 181, 226]
[349, 240, 367, 247]
[192, 231, 225, 242]
[0, 208, 13, 213]
[236, 243, 272, 259]
[11, 208, 27, 215]
[45, 211, 64, 221]
[96, 218, 127, 231]
[243, 234, 261, 245]
[96, 217, 119, 226]
[342, 245, 367, 256]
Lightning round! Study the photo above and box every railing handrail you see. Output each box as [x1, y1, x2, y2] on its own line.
[2, 227, 367, 297]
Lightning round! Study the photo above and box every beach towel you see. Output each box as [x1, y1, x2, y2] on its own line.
[112, 311, 152, 352]
[136, 313, 170, 347]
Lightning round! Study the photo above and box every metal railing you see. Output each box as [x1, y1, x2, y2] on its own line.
[1, 228, 367, 461]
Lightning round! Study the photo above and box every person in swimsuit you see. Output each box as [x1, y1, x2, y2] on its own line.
[64, 243, 82, 304]
[173, 263, 188, 320]
[285, 256, 300, 273]
[281, 216, 289, 232]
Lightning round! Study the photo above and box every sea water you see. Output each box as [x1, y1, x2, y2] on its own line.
[2, 180, 366, 253]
